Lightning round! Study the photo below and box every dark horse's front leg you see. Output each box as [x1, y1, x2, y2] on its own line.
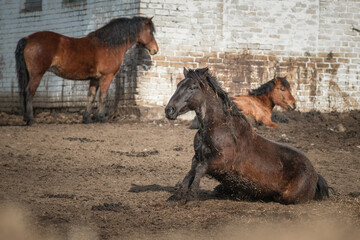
[168, 156, 199, 203]
[167, 157, 207, 205]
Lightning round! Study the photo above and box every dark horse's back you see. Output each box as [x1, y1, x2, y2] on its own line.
[206, 120, 331, 204]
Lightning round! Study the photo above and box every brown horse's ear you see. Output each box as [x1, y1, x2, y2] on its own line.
[274, 76, 279, 83]
[183, 67, 189, 76]
[144, 17, 153, 25]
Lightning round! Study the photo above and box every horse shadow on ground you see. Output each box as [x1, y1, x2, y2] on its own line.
[128, 183, 218, 202]
[128, 183, 257, 202]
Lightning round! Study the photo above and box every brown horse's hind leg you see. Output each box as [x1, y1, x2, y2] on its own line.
[83, 79, 99, 124]
[25, 74, 43, 125]
[96, 74, 114, 123]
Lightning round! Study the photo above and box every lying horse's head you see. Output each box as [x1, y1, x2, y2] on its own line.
[272, 76, 296, 110]
[165, 68, 209, 120]
[250, 76, 296, 111]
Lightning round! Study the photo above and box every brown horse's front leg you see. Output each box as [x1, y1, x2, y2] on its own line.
[83, 79, 99, 124]
[262, 116, 279, 128]
[96, 74, 114, 123]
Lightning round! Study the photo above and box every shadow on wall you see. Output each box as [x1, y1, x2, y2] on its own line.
[111, 44, 153, 118]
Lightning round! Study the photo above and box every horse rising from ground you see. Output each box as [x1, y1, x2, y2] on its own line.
[165, 67, 330, 205]
[15, 16, 158, 125]
[232, 76, 296, 128]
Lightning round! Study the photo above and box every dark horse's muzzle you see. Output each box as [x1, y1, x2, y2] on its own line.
[165, 106, 177, 120]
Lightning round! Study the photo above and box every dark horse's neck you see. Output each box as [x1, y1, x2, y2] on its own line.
[197, 88, 250, 133]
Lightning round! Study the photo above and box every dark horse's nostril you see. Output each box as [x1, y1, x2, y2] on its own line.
[292, 103, 296, 110]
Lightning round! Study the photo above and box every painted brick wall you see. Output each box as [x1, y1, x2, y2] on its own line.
[139, 0, 360, 112]
[0, 0, 142, 112]
[0, 0, 359, 115]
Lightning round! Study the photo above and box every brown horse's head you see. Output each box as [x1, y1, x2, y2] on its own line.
[270, 76, 296, 111]
[138, 17, 158, 55]
[165, 68, 208, 120]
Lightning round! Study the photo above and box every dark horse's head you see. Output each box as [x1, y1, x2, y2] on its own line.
[165, 68, 207, 120]
[249, 76, 297, 111]
[165, 67, 244, 121]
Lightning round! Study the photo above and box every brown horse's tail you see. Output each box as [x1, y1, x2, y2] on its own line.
[15, 37, 29, 116]
[315, 173, 335, 200]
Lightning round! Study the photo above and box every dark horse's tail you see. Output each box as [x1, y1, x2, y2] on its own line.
[15, 37, 29, 117]
[315, 173, 334, 200]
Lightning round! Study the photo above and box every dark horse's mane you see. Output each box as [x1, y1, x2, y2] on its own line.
[87, 16, 155, 48]
[249, 77, 290, 96]
[188, 69, 248, 122]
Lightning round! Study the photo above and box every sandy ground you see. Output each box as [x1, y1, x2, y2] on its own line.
[0, 110, 359, 240]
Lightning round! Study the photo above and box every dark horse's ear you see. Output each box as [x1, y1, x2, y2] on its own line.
[197, 67, 209, 75]
[183, 67, 189, 76]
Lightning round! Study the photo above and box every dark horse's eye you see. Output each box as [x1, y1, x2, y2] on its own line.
[189, 85, 198, 90]
[279, 88, 285, 92]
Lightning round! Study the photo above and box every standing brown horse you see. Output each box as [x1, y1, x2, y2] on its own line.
[15, 16, 158, 125]
[165, 67, 331, 205]
[232, 76, 296, 128]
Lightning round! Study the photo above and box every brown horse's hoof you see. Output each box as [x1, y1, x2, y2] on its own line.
[98, 117, 108, 123]
[82, 112, 93, 124]
[25, 119, 35, 126]
[94, 113, 108, 123]
[82, 118, 93, 124]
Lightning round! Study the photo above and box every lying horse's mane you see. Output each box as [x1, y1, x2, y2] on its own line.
[249, 77, 290, 96]
[88, 16, 155, 48]
[189, 69, 248, 122]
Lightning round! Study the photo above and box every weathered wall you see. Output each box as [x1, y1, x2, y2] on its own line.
[139, 0, 360, 112]
[0, 0, 142, 112]
[0, 0, 359, 114]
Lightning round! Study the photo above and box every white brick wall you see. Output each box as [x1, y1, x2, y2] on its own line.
[0, 0, 359, 114]
[139, 0, 360, 112]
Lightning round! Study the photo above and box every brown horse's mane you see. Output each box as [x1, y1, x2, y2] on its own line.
[87, 16, 155, 48]
[188, 69, 248, 123]
[249, 77, 290, 96]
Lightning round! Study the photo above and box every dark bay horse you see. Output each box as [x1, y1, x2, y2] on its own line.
[232, 76, 296, 128]
[15, 16, 158, 125]
[165, 67, 331, 205]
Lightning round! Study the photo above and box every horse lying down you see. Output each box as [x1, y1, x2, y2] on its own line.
[165, 67, 332, 205]
[189, 76, 296, 129]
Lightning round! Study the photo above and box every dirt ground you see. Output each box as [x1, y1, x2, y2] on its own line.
[0, 110, 359, 240]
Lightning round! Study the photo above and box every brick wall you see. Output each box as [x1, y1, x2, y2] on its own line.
[0, 0, 359, 115]
[139, 0, 360, 112]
